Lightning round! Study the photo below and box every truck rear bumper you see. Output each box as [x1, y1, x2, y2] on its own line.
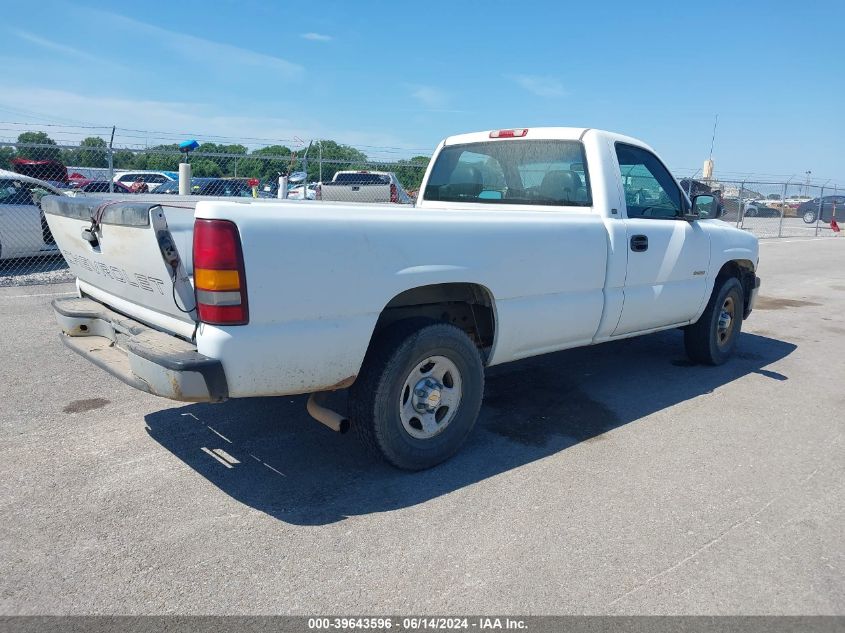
[52, 296, 228, 403]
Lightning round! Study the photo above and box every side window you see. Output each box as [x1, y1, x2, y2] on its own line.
[0, 180, 34, 205]
[118, 174, 135, 183]
[615, 143, 683, 219]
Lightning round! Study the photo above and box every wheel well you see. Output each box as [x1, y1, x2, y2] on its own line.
[716, 259, 755, 316]
[372, 283, 496, 359]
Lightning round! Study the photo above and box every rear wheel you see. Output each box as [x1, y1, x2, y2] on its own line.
[802, 210, 817, 224]
[684, 277, 744, 365]
[349, 321, 484, 470]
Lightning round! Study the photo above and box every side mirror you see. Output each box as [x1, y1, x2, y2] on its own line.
[691, 194, 719, 219]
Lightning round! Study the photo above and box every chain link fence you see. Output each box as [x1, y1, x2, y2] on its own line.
[680, 178, 843, 239]
[0, 139, 430, 285]
[1, 135, 841, 286]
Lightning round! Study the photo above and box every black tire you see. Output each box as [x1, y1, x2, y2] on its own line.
[802, 210, 817, 224]
[684, 277, 744, 365]
[349, 320, 484, 470]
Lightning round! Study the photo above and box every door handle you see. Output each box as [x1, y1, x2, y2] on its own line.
[630, 234, 649, 252]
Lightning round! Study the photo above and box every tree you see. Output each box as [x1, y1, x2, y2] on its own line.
[140, 144, 180, 171]
[393, 155, 430, 191]
[75, 136, 109, 168]
[192, 159, 222, 177]
[237, 144, 293, 181]
[113, 150, 135, 169]
[16, 131, 60, 162]
[195, 142, 247, 176]
[311, 140, 369, 182]
[0, 146, 13, 170]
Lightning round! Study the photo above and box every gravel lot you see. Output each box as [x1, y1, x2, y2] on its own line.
[0, 238, 842, 615]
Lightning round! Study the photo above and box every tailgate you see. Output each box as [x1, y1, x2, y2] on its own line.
[42, 195, 197, 337]
[320, 183, 392, 203]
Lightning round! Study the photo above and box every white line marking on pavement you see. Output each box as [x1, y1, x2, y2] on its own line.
[761, 238, 834, 244]
[201, 447, 234, 469]
[0, 291, 74, 299]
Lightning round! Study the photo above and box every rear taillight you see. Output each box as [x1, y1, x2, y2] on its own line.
[193, 219, 249, 325]
[390, 183, 398, 203]
[490, 128, 528, 138]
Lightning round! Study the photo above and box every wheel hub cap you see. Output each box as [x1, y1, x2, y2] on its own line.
[717, 296, 736, 346]
[399, 355, 463, 440]
[413, 378, 443, 413]
[718, 310, 732, 333]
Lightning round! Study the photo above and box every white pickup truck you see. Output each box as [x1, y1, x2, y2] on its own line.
[317, 170, 412, 204]
[43, 127, 760, 470]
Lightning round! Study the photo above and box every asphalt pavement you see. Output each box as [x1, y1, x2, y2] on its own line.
[0, 237, 842, 615]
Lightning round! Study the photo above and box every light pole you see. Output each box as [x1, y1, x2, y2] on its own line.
[805, 170, 812, 195]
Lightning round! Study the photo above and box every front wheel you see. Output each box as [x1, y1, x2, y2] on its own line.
[349, 321, 484, 470]
[684, 277, 744, 365]
[802, 210, 817, 224]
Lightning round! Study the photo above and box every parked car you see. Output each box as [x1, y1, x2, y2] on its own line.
[287, 184, 318, 200]
[317, 170, 412, 203]
[742, 199, 781, 217]
[0, 169, 64, 260]
[75, 180, 133, 194]
[10, 158, 69, 185]
[113, 170, 178, 192]
[798, 195, 845, 224]
[153, 177, 254, 197]
[785, 195, 812, 209]
[45, 126, 760, 470]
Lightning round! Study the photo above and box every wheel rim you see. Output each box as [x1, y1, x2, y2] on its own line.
[399, 355, 462, 440]
[717, 296, 737, 347]
[803, 211, 816, 223]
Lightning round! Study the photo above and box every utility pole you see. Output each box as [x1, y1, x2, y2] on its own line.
[805, 170, 812, 195]
[108, 125, 115, 193]
[708, 114, 718, 163]
[702, 114, 718, 182]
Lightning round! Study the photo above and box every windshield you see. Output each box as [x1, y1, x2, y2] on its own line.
[423, 140, 591, 206]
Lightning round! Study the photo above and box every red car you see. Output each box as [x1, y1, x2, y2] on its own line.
[74, 180, 134, 194]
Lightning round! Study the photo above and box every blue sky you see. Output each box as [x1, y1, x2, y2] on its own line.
[1, 0, 843, 182]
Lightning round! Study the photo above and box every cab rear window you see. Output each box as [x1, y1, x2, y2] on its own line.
[423, 140, 591, 206]
[333, 173, 390, 185]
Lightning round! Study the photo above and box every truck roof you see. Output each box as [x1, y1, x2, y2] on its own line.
[443, 127, 589, 146]
[441, 127, 657, 156]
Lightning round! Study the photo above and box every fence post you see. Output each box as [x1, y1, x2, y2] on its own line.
[179, 162, 192, 195]
[777, 181, 788, 238]
[737, 182, 745, 228]
[815, 186, 824, 237]
[108, 125, 115, 193]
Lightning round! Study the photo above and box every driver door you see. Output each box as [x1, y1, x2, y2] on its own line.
[612, 143, 710, 336]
